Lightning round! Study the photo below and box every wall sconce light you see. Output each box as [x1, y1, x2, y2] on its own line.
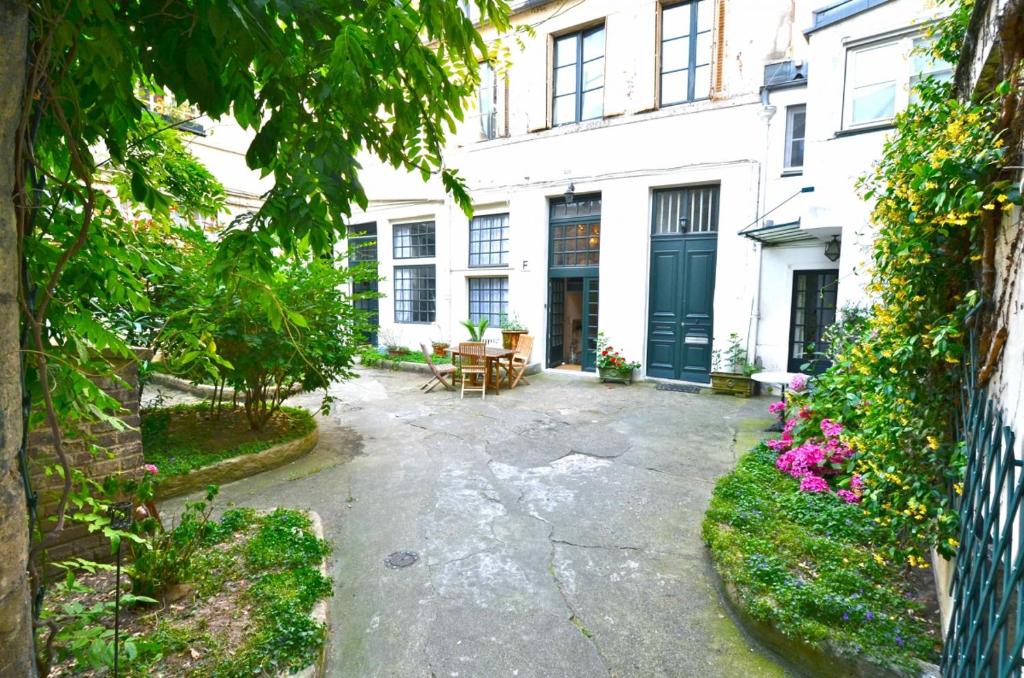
[678, 216, 689, 233]
[824, 235, 841, 262]
[564, 182, 575, 205]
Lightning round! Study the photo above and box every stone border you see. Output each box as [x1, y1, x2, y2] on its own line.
[155, 426, 318, 500]
[147, 372, 302, 400]
[710, 553, 941, 678]
[288, 510, 329, 678]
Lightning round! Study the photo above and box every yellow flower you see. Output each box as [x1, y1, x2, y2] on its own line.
[927, 436, 940, 450]
[983, 203, 996, 210]
[948, 537, 959, 548]
[873, 553, 886, 566]
[954, 483, 964, 496]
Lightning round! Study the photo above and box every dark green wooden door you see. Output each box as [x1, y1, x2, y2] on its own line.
[547, 278, 565, 368]
[582, 276, 599, 371]
[646, 186, 719, 383]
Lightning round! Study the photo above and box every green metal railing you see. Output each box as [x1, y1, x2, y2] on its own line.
[941, 317, 1022, 677]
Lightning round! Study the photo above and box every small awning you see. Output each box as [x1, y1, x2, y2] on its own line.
[739, 219, 821, 245]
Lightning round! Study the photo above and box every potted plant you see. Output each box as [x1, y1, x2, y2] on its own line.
[378, 328, 405, 358]
[596, 332, 640, 384]
[431, 340, 450, 358]
[710, 333, 759, 397]
[460, 318, 489, 342]
[499, 313, 528, 350]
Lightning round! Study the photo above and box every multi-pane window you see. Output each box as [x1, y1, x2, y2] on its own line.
[660, 0, 713, 106]
[469, 213, 509, 267]
[784, 105, 806, 170]
[652, 185, 719, 235]
[789, 270, 839, 373]
[394, 265, 436, 323]
[551, 222, 601, 267]
[478, 62, 498, 140]
[468, 277, 508, 326]
[552, 25, 605, 126]
[393, 221, 435, 259]
[844, 35, 952, 128]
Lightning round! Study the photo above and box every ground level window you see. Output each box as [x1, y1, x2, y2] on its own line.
[788, 269, 838, 373]
[394, 265, 436, 323]
[468, 277, 508, 326]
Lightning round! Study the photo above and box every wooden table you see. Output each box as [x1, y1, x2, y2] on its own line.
[448, 345, 516, 394]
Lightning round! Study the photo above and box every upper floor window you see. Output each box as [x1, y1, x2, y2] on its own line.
[478, 62, 498, 141]
[469, 213, 509, 267]
[552, 25, 605, 126]
[393, 221, 435, 259]
[844, 35, 952, 129]
[660, 0, 714, 106]
[784, 105, 806, 171]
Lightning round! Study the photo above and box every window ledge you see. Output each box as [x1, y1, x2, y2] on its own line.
[833, 122, 895, 138]
[781, 168, 804, 177]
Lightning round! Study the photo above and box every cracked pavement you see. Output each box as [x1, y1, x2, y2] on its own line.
[157, 368, 789, 677]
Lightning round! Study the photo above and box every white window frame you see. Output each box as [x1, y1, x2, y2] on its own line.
[784, 104, 806, 170]
[842, 31, 953, 130]
[477, 62, 498, 141]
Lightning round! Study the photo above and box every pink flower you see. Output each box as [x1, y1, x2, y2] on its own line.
[821, 418, 844, 438]
[766, 437, 791, 452]
[850, 474, 864, 491]
[800, 475, 831, 493]
[790, 374, 808, 391]
[836, 489, 860, 504]
[143, 464, 159, 475]
[768, 401, 786, 416]
[783, 418, 798, 437]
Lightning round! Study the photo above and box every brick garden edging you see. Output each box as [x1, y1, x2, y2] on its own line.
[288, 510, 329, 678]
[155, 426, 318, 500]
[711, 562, 941, 678]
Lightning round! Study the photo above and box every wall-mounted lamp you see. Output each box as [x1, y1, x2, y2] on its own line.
[678, 216, 689, 233]
[824, 235, 841, 262]
[564, 183, 575, 205]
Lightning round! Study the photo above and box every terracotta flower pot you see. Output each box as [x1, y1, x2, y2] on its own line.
[501, 330, 527, 350]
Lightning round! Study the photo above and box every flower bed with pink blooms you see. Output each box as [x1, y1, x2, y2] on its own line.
[702, 377, 942, 674]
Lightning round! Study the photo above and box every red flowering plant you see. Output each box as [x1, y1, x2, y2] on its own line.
[595, 332, 640, 372]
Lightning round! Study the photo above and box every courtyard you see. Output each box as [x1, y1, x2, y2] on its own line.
[156, 369, 787, 677]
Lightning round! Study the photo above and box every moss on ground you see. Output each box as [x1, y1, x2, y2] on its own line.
[703, 445, 942, 673]
[142, 403, 315, 478]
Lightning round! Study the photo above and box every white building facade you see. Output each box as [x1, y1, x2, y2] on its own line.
[347, 0, 949, 382]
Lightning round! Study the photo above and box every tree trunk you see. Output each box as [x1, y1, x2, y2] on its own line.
[0, 2, 36, 676]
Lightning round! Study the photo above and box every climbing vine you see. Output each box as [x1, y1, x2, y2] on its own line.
[795, 0, 1023, 562]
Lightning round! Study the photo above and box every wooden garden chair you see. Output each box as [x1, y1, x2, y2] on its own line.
[418, 342, 456, 393]
[499, 334, 534, 389]
[458, 342, 488, 399]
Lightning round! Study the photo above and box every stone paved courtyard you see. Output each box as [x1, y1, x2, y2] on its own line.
[156, 369, 790, 677]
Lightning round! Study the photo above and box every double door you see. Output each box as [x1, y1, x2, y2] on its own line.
[646, 235, 717, 383]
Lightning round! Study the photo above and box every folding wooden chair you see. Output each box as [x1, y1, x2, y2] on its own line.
[499, 334, 534, 389]
[458, 342, 488, 399]
[418, 343, 456, 393]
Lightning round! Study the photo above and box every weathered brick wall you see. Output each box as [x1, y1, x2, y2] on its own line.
[28, 357, 145, 564]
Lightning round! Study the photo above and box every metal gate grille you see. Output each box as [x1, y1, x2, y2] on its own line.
[941, 317, 1023, 677]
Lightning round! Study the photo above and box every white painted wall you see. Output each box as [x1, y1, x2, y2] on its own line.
[346, 0, 947, 381]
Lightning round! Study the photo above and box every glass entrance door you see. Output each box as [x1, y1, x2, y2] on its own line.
[548, 194, 601, 372]
[788, 269, 839, 373]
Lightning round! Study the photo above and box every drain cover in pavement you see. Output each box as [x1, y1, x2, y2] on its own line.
[656, 383, 700, 394]
[384, 551, 419, 569]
